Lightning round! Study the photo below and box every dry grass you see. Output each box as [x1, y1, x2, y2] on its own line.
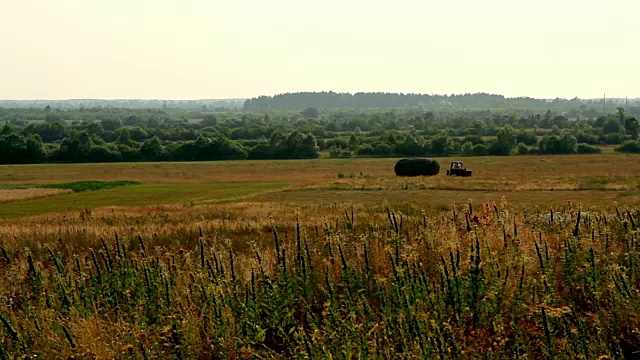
[0, 154, 633, 186]
[0, 188, 72, 204]
[0, 199, 639, 358]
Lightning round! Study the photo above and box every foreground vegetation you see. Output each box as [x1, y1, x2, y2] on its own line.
[0, 199, 639, 358]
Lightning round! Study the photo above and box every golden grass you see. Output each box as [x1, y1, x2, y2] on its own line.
[0, 199, 638, 357]
[0, 188, 72, 204]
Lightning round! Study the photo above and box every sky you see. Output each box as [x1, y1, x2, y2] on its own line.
[1, 0, 638, 100]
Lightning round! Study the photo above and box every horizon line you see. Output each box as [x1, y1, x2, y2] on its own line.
[0, 91, 637, 102]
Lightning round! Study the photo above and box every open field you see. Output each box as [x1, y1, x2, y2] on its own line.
[0, 154, 639, 218]
[1, 154, 640, 358]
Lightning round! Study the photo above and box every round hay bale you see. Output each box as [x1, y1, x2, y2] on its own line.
[394, 158, 440, 176]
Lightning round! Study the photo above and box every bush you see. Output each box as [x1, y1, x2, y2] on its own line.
[516, 142, 529, 155]
[471, 143, 488, 156]
[329, 147, 352, 158]
[394, 158, 440, 176]
[615, 140, 640, 153]
[576, 143, 601, 154]
[600, 133, 628, 145]
[356, 142, 394, 156]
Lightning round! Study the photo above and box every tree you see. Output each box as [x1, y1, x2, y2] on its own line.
[395, 135, 426, 156]
[201, 114, 218, 127]
[45, 113, 62, 122]
[116, 128, 135, 147]
[617, 107, 638, 139]
[301, 107, 319, 119]
[625, 117, 639, 140]
[25, 134, 46, 163]
[172, 135, 248, 161]
[515, 130, 538, 146]
[348, 134, 360, 151]
[429, 132, 454, 156]
[85, 122, 104, 137]
[1, 121, 14, 135]
[603, 118, 623, 134]
[57, 131, 95, 162]
[461, 142, 474, 156]
[102, 118, 122, 132]
[538, 133, 577, 154]
[23, 121, 67, 142]
[0, 133, 28, 163]
[130, 126, 149, 142]
[252, 130, 319, 159]
[491, 125, 516, 155]
[139, 136, 163, 161]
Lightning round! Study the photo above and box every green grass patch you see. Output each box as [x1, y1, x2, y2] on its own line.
[40, 180, 141, 192]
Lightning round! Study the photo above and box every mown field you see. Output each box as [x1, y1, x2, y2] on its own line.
[1, 154, 640, 358]
[0, 154, 639, 218]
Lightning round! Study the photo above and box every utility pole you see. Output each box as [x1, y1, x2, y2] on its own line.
[603, 93, 606, 113]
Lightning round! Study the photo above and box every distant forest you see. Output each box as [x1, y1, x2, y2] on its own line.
[3, 92, 636, 113]
[243, 92, 635, 111]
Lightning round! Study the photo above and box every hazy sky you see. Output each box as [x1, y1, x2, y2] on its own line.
[1, 0, 638, 100]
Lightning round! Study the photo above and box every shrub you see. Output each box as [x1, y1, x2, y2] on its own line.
[471, 143, 488, 156]
[329, 147, 352, 158]
[615, 140, 640, 153]
[600, 132, 628, 145]
[394, 158, 440, 176]
[576, 143, 601, 154]
[516, 142, 529, 155]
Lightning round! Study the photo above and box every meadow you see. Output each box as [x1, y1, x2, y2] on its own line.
[0, 154, 640, 358]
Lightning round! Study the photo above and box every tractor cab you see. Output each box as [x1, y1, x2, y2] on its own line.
[446, 161, 472, 176]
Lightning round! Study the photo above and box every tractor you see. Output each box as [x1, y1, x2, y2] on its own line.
[446, 161, 472, 177]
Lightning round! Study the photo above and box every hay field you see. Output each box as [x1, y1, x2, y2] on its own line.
[0, 188, 73, 204]
[1, 154, 639, 219]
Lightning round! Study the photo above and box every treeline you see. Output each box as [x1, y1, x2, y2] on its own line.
[243, 91, 635, 112]
[0, 128, 320, 164]
[0, 105, 639, 164]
